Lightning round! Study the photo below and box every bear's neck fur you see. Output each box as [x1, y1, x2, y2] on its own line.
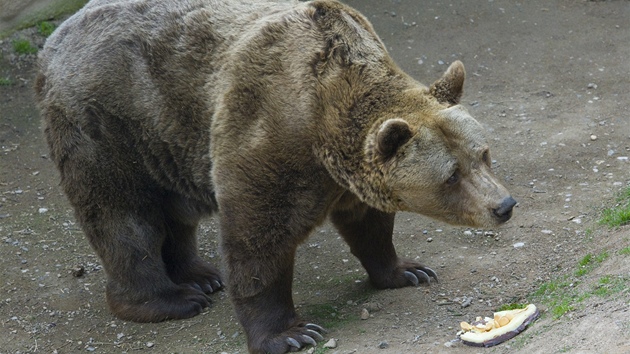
[313, 62, 430, 213]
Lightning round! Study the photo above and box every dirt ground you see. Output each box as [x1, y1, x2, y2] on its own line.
[1, 0, 629, 353]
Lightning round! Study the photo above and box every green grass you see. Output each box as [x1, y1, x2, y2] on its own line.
[619, 247, 630, 256]
[496, 303, 528, 312]
[37, 21, 56, 37]
[574, 251, 608, 277]
[12, 39, 38, 55]
[532, 250, 624, 319]
[0, 77, 12, 86]
[599, 187, 630, 227]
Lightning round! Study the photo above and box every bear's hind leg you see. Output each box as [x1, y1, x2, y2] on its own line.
[81, 204, 211, 322]
[44, 104, 210, 322]
[161, 193, 223, 294]
[331, 202, 438, 288]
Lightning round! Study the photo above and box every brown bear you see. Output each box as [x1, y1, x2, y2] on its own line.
[35, 0, 516, 353]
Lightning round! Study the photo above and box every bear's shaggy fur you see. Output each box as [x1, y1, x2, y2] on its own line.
[35, 0, 516, 353]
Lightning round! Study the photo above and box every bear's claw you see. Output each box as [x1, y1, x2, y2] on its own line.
[305, 329, 324, 341]
[286, 337, 301, 349]
[305, 323, 327, 334]
[403, 266, 438, 286]
[301, 334, 317, 346]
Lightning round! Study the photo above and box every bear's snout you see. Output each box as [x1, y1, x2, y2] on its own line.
[492, 196, 517, 223]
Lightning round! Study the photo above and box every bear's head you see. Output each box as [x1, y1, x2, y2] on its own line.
[366, 61, 516, 228]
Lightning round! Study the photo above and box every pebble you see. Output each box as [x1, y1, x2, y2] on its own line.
[361, 308, 370, 320]
[324, 338, 337, 348]
[38, 208, 48, 214]
[590, 135, 597, 141]
[541, 229, 553, 234]
[71, 265, 85, 277]
[378, 341, 389, 349]
[513, 242, 525, 248]
[463, 230, 473, 236]
[587, 83, 597, 89]
[426, 237, 433, 242]
[146, 342, 154, 348]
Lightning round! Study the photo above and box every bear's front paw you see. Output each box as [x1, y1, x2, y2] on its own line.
[253, 323, 326, 354]
[370, 259, 438, 289]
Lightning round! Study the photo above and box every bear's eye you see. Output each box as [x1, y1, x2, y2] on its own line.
[446, 171, 459, 186]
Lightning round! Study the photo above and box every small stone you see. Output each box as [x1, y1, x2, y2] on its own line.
[361, 308, 370, 320]
[463, 230, 473, 236]
[146, 342, 154, 348]
[513, 242, 525, 249]
[323, 338, 337, 348]
[38, 208, 48, 214]
[587, 83, 597, 89]
[378, 341, 389, 349]
[71, 265, 85, 277]
[541, 230, 553, 234]
[590, 135, 597, 141]
[426, 237, 433, 242]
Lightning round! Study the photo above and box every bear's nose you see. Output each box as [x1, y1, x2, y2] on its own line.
[492, 196, 517, 222]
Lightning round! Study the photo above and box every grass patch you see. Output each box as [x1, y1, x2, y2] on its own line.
[0, 77, 12, 86]
[619, 247, 630, 256]
[532, 250, 626, 319]
[37, 21, 56, 37]
[12, 39, 38, 55]
[496, 303, 528, 311]
[574, 251, 608, 277]
[599, 187, 630, 227]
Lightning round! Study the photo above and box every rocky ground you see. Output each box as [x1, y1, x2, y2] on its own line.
[1, 0, 629, 353]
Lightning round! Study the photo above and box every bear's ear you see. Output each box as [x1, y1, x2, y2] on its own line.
[429, 60, 465, 106]
[375, 118, 413, 160]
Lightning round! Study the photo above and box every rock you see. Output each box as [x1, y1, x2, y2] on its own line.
[363, 301, 382, 312]
[361, 308, 370, 320]
[426, 237, 433, 242]
[378, 341, 389, 349]
[587, 83, 597, 89]
[444, 340, 457, 347]
[513, 242, 525, 249]
[590, 135, 597, 141]
[324, 338, 337, 348]
[71, 265, 85, 277]
[146, 342, 154, 348]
